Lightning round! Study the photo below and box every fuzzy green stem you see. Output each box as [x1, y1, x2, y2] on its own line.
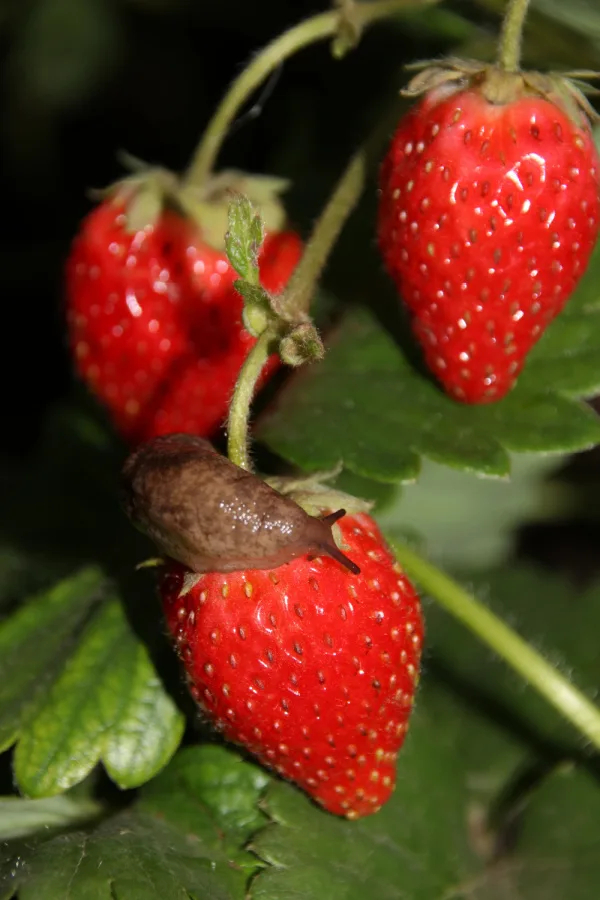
[227, 329, 276, 470]
[184, 0, 435, 188]
[498, 0, 532, 72]
[391, 540, 600, 752]
[278, 149, 367, 319]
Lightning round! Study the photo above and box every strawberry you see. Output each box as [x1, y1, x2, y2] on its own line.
[378, 61, 600, 403]
[66, 181, 302, 443]
[160, 511, 422, 819]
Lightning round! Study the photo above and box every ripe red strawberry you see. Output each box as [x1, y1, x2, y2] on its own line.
[160, 511, 422, 819]
[378, 62, 600, 403]
[66, 193, 302, 443]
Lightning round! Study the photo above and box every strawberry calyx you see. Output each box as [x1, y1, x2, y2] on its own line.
[89, 164, 179, 233]
[180, 170, 290, 249]
[239, 284, 323, 364]
[239, 287, 322, 364]
[279, 322, 325, 367]
[265, 469, 373, 560]
[265, 470, 373, 516]
[402, 57, 599, 129]
[89, 160, 291, 249]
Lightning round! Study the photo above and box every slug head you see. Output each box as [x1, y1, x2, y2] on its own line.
[305, 509, 361, 575]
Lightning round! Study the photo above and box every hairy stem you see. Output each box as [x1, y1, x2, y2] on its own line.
[185, 0, 436, 187]
[278, 149, 367, 319]
[225, 122, 373, 467]
[498, 0, 532, 72]
[392, 540, 600, 752]
[227, 329, 276, 470]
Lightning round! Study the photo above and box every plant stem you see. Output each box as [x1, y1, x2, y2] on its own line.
[225, 121, 371, 464]
[227, 329, 275, 470]
[184, 0, 435, 187]
[278, 149, 367, 319]
[391, 539, 600, 753]
[498, 0, 532, 72]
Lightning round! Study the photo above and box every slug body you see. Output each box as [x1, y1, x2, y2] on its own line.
[121, 433, 359, 575]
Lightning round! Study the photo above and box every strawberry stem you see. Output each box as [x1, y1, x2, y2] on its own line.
[225, 148, 366, 468]
[278, 148, 367, 319]
[391, 539, 600, 753]
[498, 0, 532, 73]
[227, 328, 277, 471]
[184, 0, 439, 189]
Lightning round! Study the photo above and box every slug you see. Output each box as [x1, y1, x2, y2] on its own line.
[121, 433, 360, 575]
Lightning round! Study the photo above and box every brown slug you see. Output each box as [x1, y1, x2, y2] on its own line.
[121, 433, 360, 575]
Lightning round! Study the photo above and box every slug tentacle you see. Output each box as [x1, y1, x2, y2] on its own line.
[314, 510, 361, 575]
[321, 510, 346, 526]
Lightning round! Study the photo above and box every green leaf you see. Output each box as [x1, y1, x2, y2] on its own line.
[493, 763, 600, 900]
[0, 794, 102, 841]
[235, 280, 269, 306]
[0, 568, 104, 753]
[226, 195, 264, 283]
[0, 808, 245, 900]
[0, 746, 273, 899]
[417, 678, 528, 813]
[378, 453, 561, 569]
[258, 243, 600, 481]
[140, 745, 270, 873]
[331, 469, 398, 512]
[425, 565, 600, 749]
[0, 412, 185, 796]
[0, 666, 530, 900]
[248, 678, 525, 900]
[13, 596, 184, 796]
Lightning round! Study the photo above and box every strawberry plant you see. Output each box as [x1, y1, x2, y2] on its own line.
[3, 0, 600, 897]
